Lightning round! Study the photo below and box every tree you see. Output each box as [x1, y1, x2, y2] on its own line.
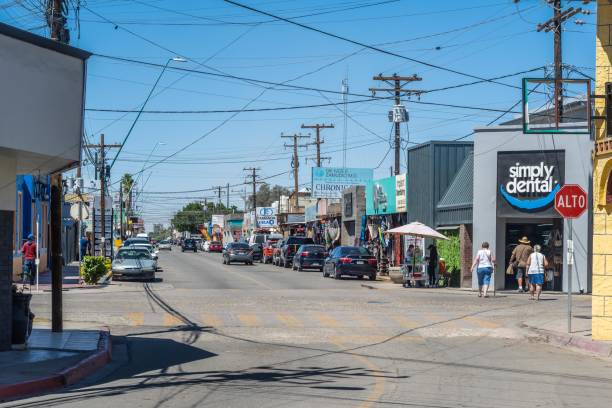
[171, 201, 240, 233]
[247, 184, 290, 209]
[121, 173, 135, 215]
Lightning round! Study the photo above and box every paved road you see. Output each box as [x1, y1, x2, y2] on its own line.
[7, 248, 612, 407]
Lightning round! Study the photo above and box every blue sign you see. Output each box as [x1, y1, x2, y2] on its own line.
[312, 167, 373, 199]
[366, 176, 398, 215]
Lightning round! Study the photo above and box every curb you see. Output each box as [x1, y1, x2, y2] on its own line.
[524, 325, 612, 358]
[0, 330, 112, 401]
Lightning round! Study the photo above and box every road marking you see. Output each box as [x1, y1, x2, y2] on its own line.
[163, 313, 183, 327]
[276, 313, 302, 327]
[200, 314, 222, 328]
[238, 314, 260, 327]
[127, 312, 144, 326]
[315, 314, 339, 328]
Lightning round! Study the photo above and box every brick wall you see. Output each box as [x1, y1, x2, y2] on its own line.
[460, 224, 473, 288]
[0, 210, 14, 350]
[593, 0, 612, 340]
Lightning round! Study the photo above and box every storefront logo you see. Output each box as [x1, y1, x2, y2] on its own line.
[499, 161, 560, 211]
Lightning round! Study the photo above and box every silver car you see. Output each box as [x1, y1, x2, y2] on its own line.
[158, 240, 172, 251]
[112, 248, 156, 281]
[222, 242, 253, 265]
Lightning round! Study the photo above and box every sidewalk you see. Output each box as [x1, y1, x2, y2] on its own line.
[0, 328, 111, 401]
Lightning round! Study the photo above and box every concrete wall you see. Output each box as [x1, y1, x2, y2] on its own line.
[341, 186, 365, 246]
[593, 0, 612, 340]
[473, 125, 592, 292]
[0, 211, 13, 350]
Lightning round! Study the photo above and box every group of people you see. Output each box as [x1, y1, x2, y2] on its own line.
[404, 243, 440, 287]
[471, 236, 548, 301]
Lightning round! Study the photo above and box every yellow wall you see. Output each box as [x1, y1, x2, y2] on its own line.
[593, 0, 612, 340]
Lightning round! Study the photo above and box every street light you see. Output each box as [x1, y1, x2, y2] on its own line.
[110, 56, 186, 169]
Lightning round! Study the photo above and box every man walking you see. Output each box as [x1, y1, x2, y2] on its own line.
[509, 236, 533, 292]
[21, 234, 37, 285]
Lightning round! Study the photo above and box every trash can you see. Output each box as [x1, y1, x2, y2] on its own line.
[12, 290, 34, 345]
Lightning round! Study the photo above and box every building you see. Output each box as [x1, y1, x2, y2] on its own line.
[341, 185, 366, 246]
[472, 119, 591, 292]
[593, 0, 612, 340]
[0, 22, 90, 350]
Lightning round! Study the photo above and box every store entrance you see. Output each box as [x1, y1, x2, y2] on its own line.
[504, 219, 564, 290]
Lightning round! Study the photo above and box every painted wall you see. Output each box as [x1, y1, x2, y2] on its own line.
[473, 125, 592, 292]
[592, 0, 612, 340]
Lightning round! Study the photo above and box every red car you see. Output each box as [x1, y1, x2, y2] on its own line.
[209, 241, 223, 252]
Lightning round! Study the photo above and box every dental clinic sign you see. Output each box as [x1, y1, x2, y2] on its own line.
[312, 167, 373, 199]
[497, 150, 565, 217]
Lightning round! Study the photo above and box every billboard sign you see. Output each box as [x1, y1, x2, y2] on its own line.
[366, 176, 397, 215]
[311, 167, 373, 198]
[256, 207, 277, 228]
[497, 150, 565, 217]
[211, 214, 225, 227]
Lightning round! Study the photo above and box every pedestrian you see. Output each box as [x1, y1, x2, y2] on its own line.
[471, 241, 496, 298]
[526, 244, 548, 301]
[80, 235, 89, 260]
[404, 244, 415, 272]
[21, 233, 37, 285]
[427, 244, 438, 287]
[509, 236, 533, 293]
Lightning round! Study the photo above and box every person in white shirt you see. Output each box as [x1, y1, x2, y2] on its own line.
[471, 242, 496, 298]
[526, 244, 548, 301]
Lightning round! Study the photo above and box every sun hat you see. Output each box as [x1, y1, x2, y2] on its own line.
[518, 236, 530, 245]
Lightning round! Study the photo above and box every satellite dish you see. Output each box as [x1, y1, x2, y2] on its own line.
[70, 203, 89, 220]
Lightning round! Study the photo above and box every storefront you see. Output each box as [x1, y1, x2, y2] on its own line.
[473, 123, 592, 292]
[341, 185, 366, 246]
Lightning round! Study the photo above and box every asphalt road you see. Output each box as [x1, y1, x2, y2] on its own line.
[8, 248, 612, 408]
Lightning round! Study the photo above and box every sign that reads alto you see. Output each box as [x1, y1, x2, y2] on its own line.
[497, 150, 565, 217]
[256, 207, 277, 228]
[311, 167, 373, 199]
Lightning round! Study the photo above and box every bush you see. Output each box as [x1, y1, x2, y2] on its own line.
[81, 256, 107, 284]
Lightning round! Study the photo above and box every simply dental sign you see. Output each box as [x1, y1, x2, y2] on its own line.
[496, 150, 565, 217]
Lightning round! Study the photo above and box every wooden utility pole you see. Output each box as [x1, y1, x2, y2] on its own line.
[535, 0, 583, 126]
[281, 133, 309, 209]
[85, 134, 121, 258]
[243, 168, 260, 227]
[301, 124, 334, 167]
[370, 74, 423, 175]
[226, 182, 230, 209]
[213, 186, 223, 205]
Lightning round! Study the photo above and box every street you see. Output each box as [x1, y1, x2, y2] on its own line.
[5, 249, 612, 408]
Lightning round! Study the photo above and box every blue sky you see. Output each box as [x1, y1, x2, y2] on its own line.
[0, 0, 596, 228]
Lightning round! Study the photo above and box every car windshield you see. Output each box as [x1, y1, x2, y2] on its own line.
[116, 249, 150, 260]
[211, 241, 221, 245]
[254, 235, 266, 244]
[301, 245, 325, 252]
[339, 247, 371, 256]
[184, 240, 195, 244]
[230, 243, 250, 250]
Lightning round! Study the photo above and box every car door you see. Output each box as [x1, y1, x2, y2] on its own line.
[324, 248, 337, 274]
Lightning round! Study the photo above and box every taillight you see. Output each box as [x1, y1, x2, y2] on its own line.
[368, 259, 377, 266]
[340, 257, 352, 264]
[301, 251, 309, 257]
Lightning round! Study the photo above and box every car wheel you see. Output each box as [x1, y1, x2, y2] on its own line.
[369, 274, 376, 281]
[181, 249, 184, 252]
[319, 267, 324, 273]
[334, 266, 341, 279]
[284, 260, 290, 268]
[323, 267, 329, 277]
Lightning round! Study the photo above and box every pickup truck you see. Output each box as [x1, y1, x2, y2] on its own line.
[262, 238, 280, 264]
[279, 236, 315, 268]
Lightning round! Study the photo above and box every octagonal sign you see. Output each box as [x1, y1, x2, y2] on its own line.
[554, 184, 587, 219]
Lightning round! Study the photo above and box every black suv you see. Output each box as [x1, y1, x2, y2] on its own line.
[279, 236, 314, 268]
[181, 239, 197, 252]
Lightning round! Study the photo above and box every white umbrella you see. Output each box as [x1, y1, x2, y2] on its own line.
[385, 221, 449, 240]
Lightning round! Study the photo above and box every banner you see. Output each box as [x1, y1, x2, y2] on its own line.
[256, 207, 277, 228]
[365, 174, 408, 215]
[211, 215, 225, 227]
[395, 174, 407, 213]
[312, 167, 373, 198]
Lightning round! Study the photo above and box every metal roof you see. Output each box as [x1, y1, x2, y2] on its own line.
[0, 22, 91, 60]
[437, 152, 473, 210]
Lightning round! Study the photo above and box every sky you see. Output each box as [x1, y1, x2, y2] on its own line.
[0, 0, 596, 229]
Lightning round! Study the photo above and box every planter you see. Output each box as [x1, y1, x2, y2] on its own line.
[12, 291, 34, 346]
[389, 267, 403, 284]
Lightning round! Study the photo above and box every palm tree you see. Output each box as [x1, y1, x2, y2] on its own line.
[121, 173, 134, 215]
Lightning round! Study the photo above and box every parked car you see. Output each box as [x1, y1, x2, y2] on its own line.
[112, 247, 156, 281]
[158, 240, 172, 251]
[209, 241, 223, 253]
[181, 239, 197, 252]
[131, 243, 158, 260]
[262, 239, 280, 264]
[123, 237, 149, 247]
[292, 245, 326, 271]
[222, 242, 253, 265]
[272, 239, 285, 266]
[323, 246, 377, 280]
[202, 241, 211, 252]
[279, 236, 314, 268]
[250, 243, 263, 262]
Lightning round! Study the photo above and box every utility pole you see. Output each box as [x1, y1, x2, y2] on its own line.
[226, 182, 230, 209]
[119, 181, 124, 240]
[281, 133, 310, 209]
[244, 168, 260, 228]
[85, 134, 121, 258]
[370, 74, 423, 175]
[535, 0, 584, 126]
[301, 123, 334, 167]
[213, 186, 223, 205]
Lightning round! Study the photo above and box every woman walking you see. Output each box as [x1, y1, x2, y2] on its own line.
[526, 244, 548, 301]
[471, 242, 496, 298]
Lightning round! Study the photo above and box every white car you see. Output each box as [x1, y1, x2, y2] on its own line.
[202, 241, 211, 252]
[158, 240, 172, 251]
[112, 247, 156, 280]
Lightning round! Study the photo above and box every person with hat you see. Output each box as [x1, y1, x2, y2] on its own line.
[21, 233, 37, 285]
[509, 236, 533, 293]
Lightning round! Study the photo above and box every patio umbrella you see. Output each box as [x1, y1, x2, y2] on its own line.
[385, 221, 449, 240]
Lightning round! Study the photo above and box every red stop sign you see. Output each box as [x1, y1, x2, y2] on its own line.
[554, 184, 587, 219]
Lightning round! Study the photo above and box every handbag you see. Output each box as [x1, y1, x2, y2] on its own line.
[506, 263, 515, 275]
